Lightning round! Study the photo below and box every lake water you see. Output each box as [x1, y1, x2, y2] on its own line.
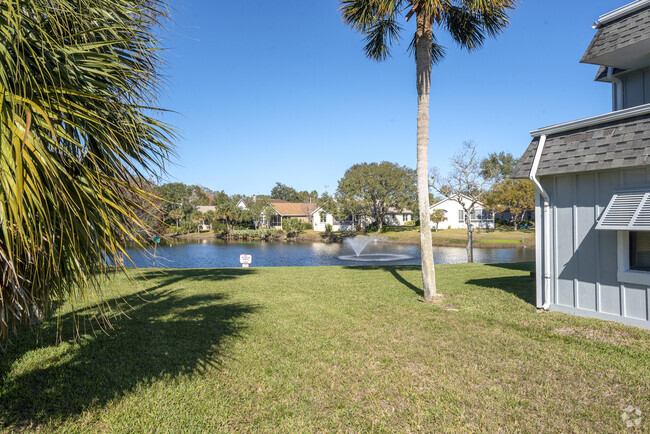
[122, 239, 535, 268]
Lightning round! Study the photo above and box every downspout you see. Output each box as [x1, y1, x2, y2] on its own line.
[608, 67, 624, 111]
[529, 135, 551, 309]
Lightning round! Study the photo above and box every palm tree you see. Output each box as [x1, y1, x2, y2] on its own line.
[340, 0, 515, 301]
[0, 0, 174, 339]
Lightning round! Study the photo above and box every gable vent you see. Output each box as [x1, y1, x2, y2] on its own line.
[597, 188, 650, 231]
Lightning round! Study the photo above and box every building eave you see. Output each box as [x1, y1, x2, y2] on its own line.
[530, 103, 650, 137]
[593, 0, 650, 28]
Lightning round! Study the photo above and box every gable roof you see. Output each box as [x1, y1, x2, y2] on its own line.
[430, 195, 485, 209]
[512, 107, 650, 179]
[271, 202, 318, 216]
[195, 205, 216, 213]
[581, 1, 650, 68]
[241, 198, 289, 205]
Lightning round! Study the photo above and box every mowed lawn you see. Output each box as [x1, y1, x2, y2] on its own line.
[1, 263, 648, 431]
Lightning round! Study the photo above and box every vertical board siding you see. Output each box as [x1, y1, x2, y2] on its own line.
[576, 173, 597, 311]
[624, 285, 648, 320]
[543, 168, 650, 328]
[556, 175, 575, 307]
[597, 171, 621, 314]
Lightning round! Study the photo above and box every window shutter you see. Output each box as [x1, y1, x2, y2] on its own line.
[596, 188, 650, 231]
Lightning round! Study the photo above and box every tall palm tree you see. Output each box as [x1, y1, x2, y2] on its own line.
[340, 0, 516, 300]
[0, 0, 174, 340]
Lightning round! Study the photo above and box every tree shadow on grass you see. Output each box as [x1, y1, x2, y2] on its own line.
[465, 276, 535, 306]
[0, 268, 257, 429]
[343, 265, 423, 297]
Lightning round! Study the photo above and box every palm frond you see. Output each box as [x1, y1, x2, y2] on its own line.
[0, 0, 174, 340]
[363, 18, 402, 61]
[443, 6, 486, 51]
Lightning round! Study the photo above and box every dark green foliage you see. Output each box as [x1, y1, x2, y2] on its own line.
[480, 151, 517, 181]
[271, 183, 318, 203]
[340, 0, 517, 65]
[336, 161, 416, 232]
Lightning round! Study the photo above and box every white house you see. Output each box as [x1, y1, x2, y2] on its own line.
[311, 206, 414, 232]
[310, 207, 372, 232]
[383, 208, 415, 227]
[429, 195, 495, 230]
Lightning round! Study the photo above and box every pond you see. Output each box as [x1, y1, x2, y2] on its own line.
[121, 239, 535, 268]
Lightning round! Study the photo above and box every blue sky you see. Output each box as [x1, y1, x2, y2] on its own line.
[159, 0, 624, 196]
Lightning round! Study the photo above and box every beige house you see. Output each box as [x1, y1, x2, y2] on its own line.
[264, 202, 319, 229]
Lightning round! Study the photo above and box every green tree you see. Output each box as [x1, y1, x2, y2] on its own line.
[271, 182, 318, 203]
[242, 196, 272, 229]
[157, 183, 191, 212]
[190, 210, 205, 233]
[341, 0, 516, 300]
[430, 209, 447, 231]
[282, 218, 304, 238]
[0, 0, 173, 338]
[213, 191, 244, 233]
[485, 179, 535, 231]
[169, 208, 185, 227]
[336, 162, 416, 233]
[480, 151, 517, 182]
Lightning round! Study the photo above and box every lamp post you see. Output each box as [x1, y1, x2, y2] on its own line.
[469, 223, 474, 263]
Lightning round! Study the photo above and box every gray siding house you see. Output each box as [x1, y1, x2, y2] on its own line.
[513, 0, 650, 329]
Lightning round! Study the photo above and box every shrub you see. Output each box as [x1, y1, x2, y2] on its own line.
[325, 223, 333, 234]
[282, 218, 304, 237]
[211, 222, 229, 234]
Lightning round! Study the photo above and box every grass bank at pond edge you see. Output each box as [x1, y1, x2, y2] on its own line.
[173, 227, 535, 249]
[1, 263, 647, 431]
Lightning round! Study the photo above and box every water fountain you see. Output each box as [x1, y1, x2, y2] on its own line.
[338, 235, 412, 262]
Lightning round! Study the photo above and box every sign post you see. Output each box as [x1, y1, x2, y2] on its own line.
[239, 254, 252, 268]
[152, 235, 161, 267]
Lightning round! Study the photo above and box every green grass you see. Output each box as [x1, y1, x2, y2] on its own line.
[298, 226, 536, 248]
[1, 264, 648, 431]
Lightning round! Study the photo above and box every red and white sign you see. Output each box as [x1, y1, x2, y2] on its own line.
[239, 254, 252, 266]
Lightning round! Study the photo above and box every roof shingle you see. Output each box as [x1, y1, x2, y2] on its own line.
[271, 202, 318, 216]
[582, 6, 650, 65]
[512, 114, 650, 178]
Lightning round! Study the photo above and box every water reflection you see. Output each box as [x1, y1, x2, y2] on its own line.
[121, 239, 535, 268]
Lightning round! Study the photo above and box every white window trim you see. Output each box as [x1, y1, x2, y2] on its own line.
[616, 231, 650, 285]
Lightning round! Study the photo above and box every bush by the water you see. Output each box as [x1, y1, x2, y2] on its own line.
[282, 218, 311, 236]
[231, 229, 280, 239]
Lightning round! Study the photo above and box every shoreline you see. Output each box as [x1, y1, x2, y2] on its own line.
[168, 232, 535, 249]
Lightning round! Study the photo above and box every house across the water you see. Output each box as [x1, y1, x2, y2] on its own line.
[429, 195, 495, 230]
[513, 0, 650, 329]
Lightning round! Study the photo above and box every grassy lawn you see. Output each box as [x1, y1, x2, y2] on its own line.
[385, 227, 535, 247]
[299, 226, 536, 248]
[1, 263, 648, 431]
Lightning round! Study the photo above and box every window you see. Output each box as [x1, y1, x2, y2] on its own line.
[630, 232, 650, 271]
[320, 213, 327, 223]
[458, 210, 464, 222]
[271, 215, 282, 227]
[597, 188, 650, 285]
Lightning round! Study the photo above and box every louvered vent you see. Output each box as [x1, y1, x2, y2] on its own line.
[596, 188, 650, 231]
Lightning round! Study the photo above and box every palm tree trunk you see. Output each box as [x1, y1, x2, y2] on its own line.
[416, 13, 437, 300]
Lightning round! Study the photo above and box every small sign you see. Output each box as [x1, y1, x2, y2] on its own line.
[239, 254, 252, 267]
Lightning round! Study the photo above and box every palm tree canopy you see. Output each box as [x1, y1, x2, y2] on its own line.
[0, 0, 174, 339]
[340, 0, 516, 63]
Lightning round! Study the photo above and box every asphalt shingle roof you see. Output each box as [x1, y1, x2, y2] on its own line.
[271, 202, 318, 216]
[512, 113, 650, 179]
[582, 6, 650, 65]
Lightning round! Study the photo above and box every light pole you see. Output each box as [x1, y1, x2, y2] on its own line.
[469, 223, 474, 263]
